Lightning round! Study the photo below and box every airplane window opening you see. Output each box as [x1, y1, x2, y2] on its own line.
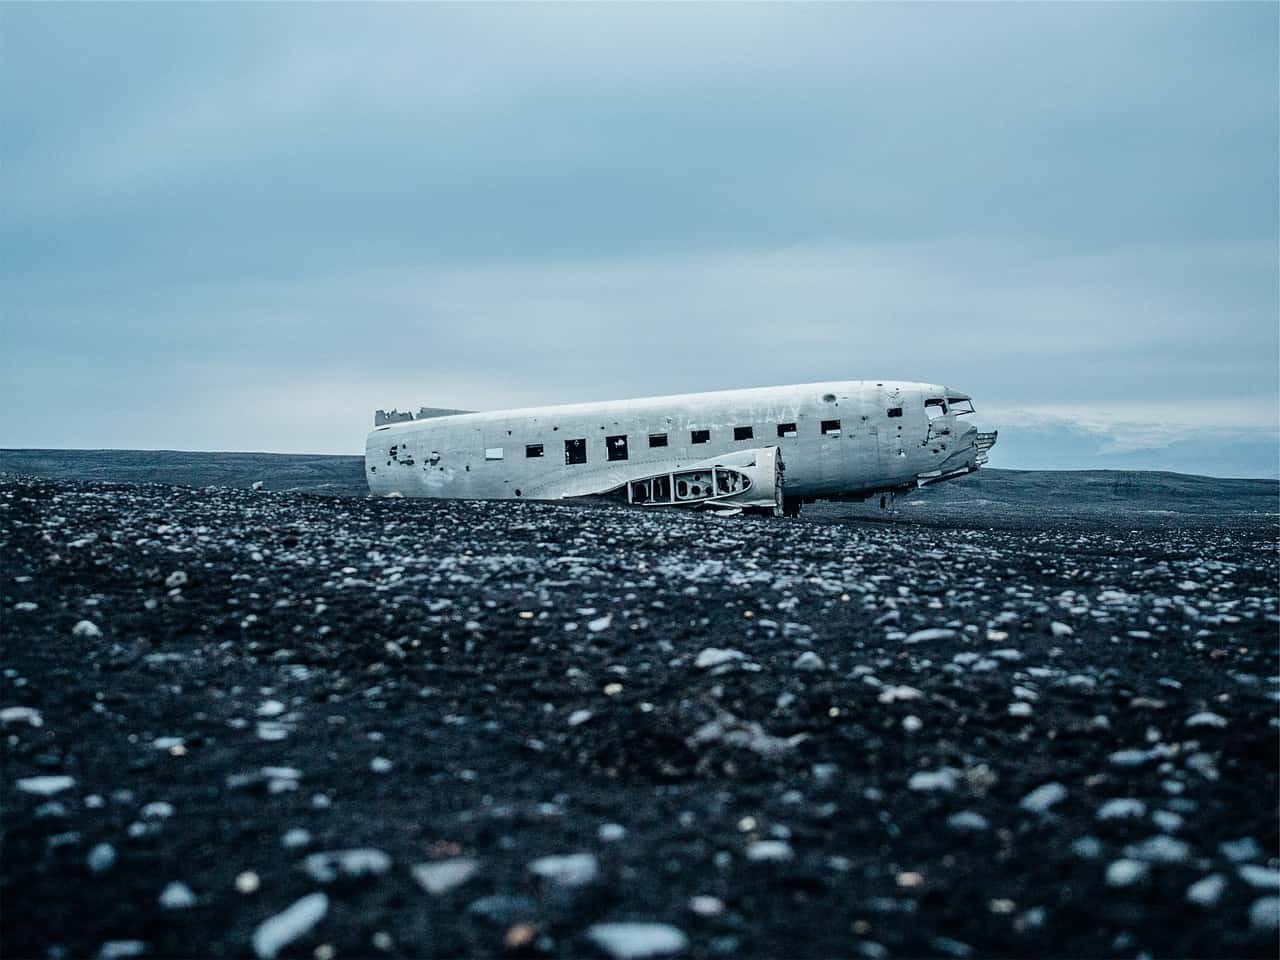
[526, 444, 544, 458]
[607, 434, 629, 462]
[887, 407, 903, 418]
[950, 399, 975, 415]
[649, 433, 669, 448]
[734, 426, 753, 441]
[821, 419, 842, 436]
[515, 488, 522, 497]
[823, 393, 837, 402]
[565, 438, 587, 465]
[691, 429, 710, 444]
[777, 423, 797, 438]
[485, 447, 504, 461]
[925, 398, 947, 420]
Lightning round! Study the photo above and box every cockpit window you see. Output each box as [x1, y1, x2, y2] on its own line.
[949, 399, 975, 415]
[924, 398, 947, 420]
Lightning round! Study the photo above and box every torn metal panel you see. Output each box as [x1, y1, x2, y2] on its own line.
[590, 447, 783, 516]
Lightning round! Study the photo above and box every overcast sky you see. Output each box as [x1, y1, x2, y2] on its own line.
[2, 3, 1277, 476]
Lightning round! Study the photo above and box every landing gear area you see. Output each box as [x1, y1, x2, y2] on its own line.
[782, 496, 803, 518]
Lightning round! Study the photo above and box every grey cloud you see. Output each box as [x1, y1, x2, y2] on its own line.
[1, 3, 1275, 475]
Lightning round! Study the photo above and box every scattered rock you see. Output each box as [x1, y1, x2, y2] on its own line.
[1105, 859, 1149, 888]
[302, 849, 392, 884]
[1096, 798, 1146, 821]
[87, 843, 117, 875]
[252, 892, 328, 959]
[1019, 782, 1067, 815]
[1185, 874, 1226, 908]
[793, 651, 825, 671]
[1249, 896, 1280, 932]
[529, 852, 599, 888]
[946, 811, 990, 833]
[745, 841, 794, 863]
[695, 648, 744, 670]
[412, 858, 479, 895]
[1239, 865, 1280, 891]
[909, 769, 958, 793]
[17, 775, 76, 796]
[1123, 835, 1191, 864]
[159, 881, 197, 909]
[586, 922, 689, 960]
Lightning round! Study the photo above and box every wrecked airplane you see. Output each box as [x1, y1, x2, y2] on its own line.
[365, 381, 997, 516]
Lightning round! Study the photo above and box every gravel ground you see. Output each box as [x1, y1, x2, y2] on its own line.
[2, 475, 1278, 960]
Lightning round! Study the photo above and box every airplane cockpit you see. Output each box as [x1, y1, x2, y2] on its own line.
[917, 389, 997, 485]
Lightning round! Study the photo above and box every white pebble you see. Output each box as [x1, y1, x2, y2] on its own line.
[411, 858, 479, 895]
[1185, 874, 1226, 908]
[745, 840, 793, 863]
[72, 620, 102, 638]
[586, 923, 689, 960]
[793, 651, 825, 671]
[529, 852, 599, 887]
[694, 648, 744, 669]
[946, 811, 990, 833]
[252, 892, 329, 959]
[908, 769, 957, 793]
[690, 895, 724, 916]
[1096, 798, 1146, 821]
[159, 881, 197, 909]
[1019, 783, 1067, 814]
[905, 628, 957, 644]
[87, 843, 117, 874]
[1105, 859, 1149, 887]
[1123, 835, 1190, 864]
[1250, 896, 1280, 931]
[303, 849, 392, 884]
[1239, 865, 1280, 891]
[17, 775, 75, 796]
[1, 706, 43, 726]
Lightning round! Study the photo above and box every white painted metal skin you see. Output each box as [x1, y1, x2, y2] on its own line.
[364, 380, 995, 511]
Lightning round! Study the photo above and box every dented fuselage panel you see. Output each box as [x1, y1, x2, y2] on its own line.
[364, 380, 996, 510]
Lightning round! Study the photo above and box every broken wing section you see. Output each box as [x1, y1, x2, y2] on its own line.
[571, 447, 785, 516]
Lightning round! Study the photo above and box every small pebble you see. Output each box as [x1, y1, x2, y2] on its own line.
[159, 881, 197, 909]
[586, 923, 689, 960]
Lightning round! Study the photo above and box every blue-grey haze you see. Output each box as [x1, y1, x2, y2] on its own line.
[2, 3, 1277, 477]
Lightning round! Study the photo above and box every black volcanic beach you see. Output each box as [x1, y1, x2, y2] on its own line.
[2, 464, 1278, 959]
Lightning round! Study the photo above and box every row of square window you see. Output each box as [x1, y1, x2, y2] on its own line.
[503, 417, 885, 464]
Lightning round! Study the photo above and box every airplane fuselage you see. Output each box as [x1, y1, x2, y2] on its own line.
[365, 380, 995, 511]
